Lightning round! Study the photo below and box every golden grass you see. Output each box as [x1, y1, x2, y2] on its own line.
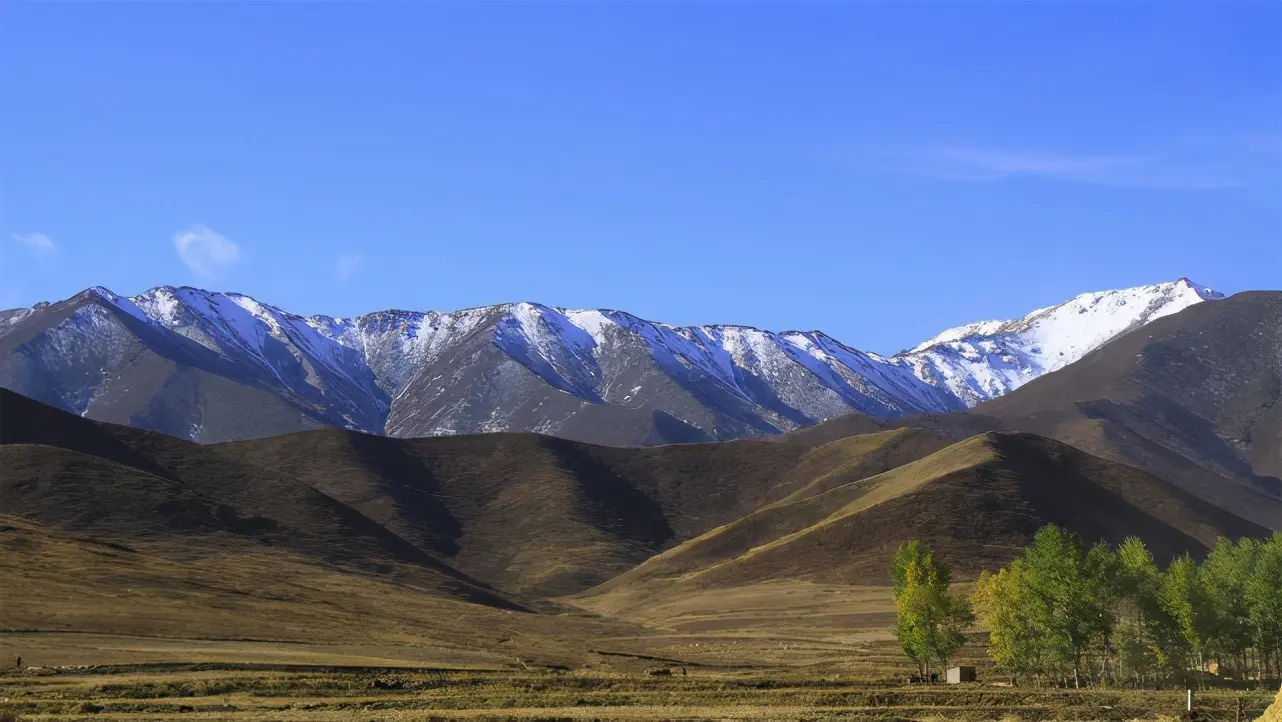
[1258, 684, 1282, 722]
[705, 435, 998, 570]
[0, 516, 634, 670]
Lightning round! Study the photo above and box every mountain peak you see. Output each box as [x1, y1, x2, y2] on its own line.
[2, 278, 1225, 444]
[893, 279, 1222, 406]
[1175, 277, 1224, 301]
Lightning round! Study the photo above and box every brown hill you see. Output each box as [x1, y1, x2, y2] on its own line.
[977, 291, 1282, 529]
[2, 380, 1276, 677]
[0, 387, 519, 611]
[584, 432, 1268, 612]
[0, 513, 631, 668]
[2, 376, 1270, 621]
[219, 425, 952, 597]
[2, 385, 953, 598]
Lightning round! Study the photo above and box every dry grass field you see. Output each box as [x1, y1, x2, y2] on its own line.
[2, 661, 1277, 721]
[3, 576, 1277, 722]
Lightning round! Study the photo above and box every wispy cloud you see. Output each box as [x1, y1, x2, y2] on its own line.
[336, 252, 363, 282]
[891, 138, 1278, 191]
[12, 232, 57, 254]
[173, 225, 240, 278]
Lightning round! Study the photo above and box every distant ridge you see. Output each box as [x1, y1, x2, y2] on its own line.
[0, 279, 1219, 444]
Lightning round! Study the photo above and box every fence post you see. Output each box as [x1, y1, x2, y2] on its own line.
[1187, 688, 1193, 713]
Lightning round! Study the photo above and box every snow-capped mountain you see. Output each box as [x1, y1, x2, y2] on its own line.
[902, 277, 1223, 407]
[0, 279, 1222, 445]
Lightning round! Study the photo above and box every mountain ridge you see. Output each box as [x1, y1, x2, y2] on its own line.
[788, 290, 1282, 530]
[0, 278, 1222, 445]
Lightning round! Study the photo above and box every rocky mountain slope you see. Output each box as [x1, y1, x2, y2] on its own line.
[0, 279, 1220, 444]
[793, 291, 1282, 531]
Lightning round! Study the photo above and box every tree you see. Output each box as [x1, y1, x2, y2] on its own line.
[891, 540, 932, 595]
[1112, 537, 1161, 687]
[1157, 553, 1216, 687]
[1017, 526, 1119, 688]
[891, 541, 972, 681]
[972, 527, 1280, 688]
[972, 566, 1045, 685]
[1200, 538, 1255, 676]
[1246, 533, 1282, 679]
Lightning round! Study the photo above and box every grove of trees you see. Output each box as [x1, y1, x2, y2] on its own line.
[892, 528, 1282, 688]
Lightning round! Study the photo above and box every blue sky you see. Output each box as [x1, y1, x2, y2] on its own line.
[2, 2, 1279, 354]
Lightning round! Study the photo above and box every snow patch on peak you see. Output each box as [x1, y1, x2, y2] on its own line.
[565, 309, 616, 349]
[494, 303, 603, 400]
[910, 319, 1010, 353]
[135, 287, 181, 319]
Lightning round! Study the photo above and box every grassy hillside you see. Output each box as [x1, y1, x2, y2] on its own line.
[218, 424, 952, 597]
[580, 432, 1268, 617]
[0, 515, 624, 670]
[0, 389, 518, 610]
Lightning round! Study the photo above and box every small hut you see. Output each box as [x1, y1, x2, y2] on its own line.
[945, 666, 976, 684]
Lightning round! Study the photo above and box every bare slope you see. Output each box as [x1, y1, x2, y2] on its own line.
[220, 426, 951, 597]
[583, 432, 1267, 612]
[2, 385, 952, 599]
[977, 291, 1282, 529]
[1, 383, 1273, 678]
[0, 387, 518, 611]
[0, 515, 625, 669]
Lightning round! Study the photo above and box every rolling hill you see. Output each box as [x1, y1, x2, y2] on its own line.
[3, 385, 957, 599]
[0, 387, 519, 611]
[220, 424, 954, 596]
[578, 432, 1268, 617]
[1, 376, 1274, 675]
[4, 380, 1269, 607]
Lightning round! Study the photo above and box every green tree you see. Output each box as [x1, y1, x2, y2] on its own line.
[1112, 537, 1162, 687]
[1019, 526, 1120, 687]
[1200, 537, 1255, 676]
[973, 528, 1281, 688]
[891, 540, 931, 595]
[1157, 553, 1216, 686]
[972, 566, 1045, 685]
[1246, 533, 1282, 679]
[891, 541, 972, 681]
